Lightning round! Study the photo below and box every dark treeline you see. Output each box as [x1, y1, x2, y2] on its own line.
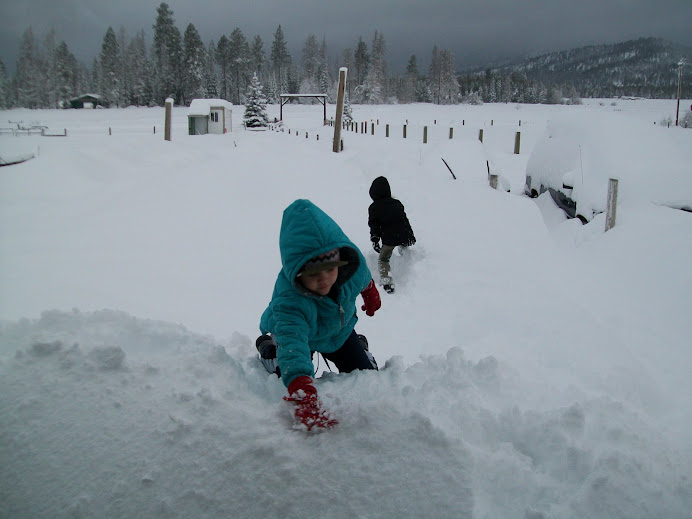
[0, 2, 583, 110]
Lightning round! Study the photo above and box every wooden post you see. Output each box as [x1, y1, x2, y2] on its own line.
[371, 124, 374, 135]
[386, 124, 390, 137]
[478, 129, 483, 142]
[514, 131, 521, 154]
[109, 127, 111, 135]
[164, 98, 173, 141]
[403, 125, 407, 138]
[449, 127, 453, 139]
[333, 68, 347, 153]
[605, 178, 619, 232]
[423, 126, 428, 143]
[490, 174, 498, 189]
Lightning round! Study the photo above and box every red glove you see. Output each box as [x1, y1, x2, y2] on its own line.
[360, 279, 381, 316]
[283, 376, 338, 431]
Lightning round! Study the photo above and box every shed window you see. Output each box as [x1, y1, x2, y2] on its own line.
[211, 112, 219, 122]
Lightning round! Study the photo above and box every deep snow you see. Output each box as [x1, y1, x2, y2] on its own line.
[1, 99, 691, 518]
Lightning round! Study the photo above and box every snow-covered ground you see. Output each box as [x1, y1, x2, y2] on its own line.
[1, 99, 691, 518]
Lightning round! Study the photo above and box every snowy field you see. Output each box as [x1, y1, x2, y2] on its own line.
[1, 99, 691, 518]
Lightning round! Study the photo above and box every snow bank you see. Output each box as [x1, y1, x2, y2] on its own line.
[526, 111, 692, 220]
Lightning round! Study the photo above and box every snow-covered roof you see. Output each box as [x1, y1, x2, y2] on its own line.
[279, 93, 326, 97]
[69, 93, 102, 102]
[188, 99, 233, 116]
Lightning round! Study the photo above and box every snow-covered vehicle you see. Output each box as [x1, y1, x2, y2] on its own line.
[525, 111, 692, 222]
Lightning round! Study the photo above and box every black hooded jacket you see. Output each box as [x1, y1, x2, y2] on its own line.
[368, 176, 416, 247]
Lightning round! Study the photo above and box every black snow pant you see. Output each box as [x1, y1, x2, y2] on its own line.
[322, 330, 378, 372]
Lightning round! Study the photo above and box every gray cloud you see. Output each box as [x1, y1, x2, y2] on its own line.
[1, 0, 691, 74]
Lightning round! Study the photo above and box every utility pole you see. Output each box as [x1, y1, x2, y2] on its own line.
[676, 59, 685, 126]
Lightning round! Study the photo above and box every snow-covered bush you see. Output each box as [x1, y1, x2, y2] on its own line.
[681, 110, 692, 129]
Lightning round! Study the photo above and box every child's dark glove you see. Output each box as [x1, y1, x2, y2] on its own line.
[360, 279, 381, 316]
[283, 376, 338, 431]
[371, 236, 381, 253]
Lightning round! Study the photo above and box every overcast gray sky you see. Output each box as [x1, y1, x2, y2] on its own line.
[1, 0, 691, 74]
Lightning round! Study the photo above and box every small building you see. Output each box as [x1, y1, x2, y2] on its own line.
[187, 99, 233, 135]
[67, 94, 103, 109]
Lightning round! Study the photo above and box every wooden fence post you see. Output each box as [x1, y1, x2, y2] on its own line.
[164, 97, 173, 141]
[423, 126, 428, 143]
[514, 131, 521, 154]
[403, 125, 407, 138]
[605, 178, 619, 232]
[332, 68, 346, 153]
[449, 127, 453, 139]
[490, 174, 498, 189]
[386, 124, 390, 137]
[478, 129, 483, 142]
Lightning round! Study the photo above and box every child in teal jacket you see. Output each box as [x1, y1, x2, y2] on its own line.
[257, 199, 381, 430]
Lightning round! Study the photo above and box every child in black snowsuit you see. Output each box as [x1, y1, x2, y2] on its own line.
[367, 176, 416, 293]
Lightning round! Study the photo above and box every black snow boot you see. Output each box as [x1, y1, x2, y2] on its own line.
[255, 334, 280, 377]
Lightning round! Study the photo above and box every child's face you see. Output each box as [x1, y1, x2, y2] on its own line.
[299, 267, 339, 296]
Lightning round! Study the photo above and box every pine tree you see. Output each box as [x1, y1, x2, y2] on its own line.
[0, 59, 10, 109]
[416, 80, 433, 103]
[55, 41, 78, 107]
[250, 35, 265, 77]
[357, 31, 386, 104]
[117, 27, 130, 107]
[299, 34, 319, 98]
[399, 54, 419, 103]
[216, 35, 231, 101]
[438, 50, 459, 104]
[98, 27, 120, 107]
[15, 27, 43, 108]
[43, 29, 58, 108]
[270, 25, 291, 98]
[302, 34, 320, 83]
[127, 30, 153, 106]
[317, 38, 332, 100]
[229, 28, 250, 104]
[204, 40, 219, 99]
[183, 23, 206, 103]
[343, 93, 353, 123]
[152, 2, 181, 104]
[354, 37, 369, 89]
[243, 73, 269, 128]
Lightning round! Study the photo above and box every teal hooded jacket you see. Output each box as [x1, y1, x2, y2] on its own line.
[260, 199, 372, 387]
